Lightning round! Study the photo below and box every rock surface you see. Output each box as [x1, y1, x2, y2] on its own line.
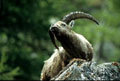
[51, 59, 120, 80]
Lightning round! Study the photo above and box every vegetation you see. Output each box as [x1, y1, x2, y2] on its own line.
[0, 0, 120, 80]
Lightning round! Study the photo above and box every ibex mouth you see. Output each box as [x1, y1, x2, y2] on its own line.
[49, 29, 59, 50]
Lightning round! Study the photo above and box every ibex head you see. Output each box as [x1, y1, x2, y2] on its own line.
[49, 11, 99, 50]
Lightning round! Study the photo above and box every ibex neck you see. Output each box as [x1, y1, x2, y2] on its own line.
[58, 32, 87, 59]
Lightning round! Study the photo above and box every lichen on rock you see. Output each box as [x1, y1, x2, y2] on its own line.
[51, 59, 120, 80]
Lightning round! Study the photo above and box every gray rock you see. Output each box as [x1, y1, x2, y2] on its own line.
[51, 59, 120, 80]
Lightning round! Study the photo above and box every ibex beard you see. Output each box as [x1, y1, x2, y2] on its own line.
[40, 11, 99, 80]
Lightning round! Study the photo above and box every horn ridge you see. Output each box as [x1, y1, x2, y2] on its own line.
[62, 11, 99, 25]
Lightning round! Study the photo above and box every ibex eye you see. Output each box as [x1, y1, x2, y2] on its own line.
[61, 23, 66, 27]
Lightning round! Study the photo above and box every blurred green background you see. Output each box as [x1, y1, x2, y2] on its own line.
[0, 0, 120, 80]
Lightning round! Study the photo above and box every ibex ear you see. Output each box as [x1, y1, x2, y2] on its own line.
[69, 20, 75, 28]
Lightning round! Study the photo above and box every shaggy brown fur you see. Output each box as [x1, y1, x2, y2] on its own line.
[40, 32, 93, 80]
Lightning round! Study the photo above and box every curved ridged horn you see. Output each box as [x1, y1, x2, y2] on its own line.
[62, 11, 99, 25]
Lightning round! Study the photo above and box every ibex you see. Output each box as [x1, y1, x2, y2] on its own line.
[40, 11, 99, 80]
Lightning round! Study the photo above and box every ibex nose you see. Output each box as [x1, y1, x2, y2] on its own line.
[50, 26, 58, 32]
